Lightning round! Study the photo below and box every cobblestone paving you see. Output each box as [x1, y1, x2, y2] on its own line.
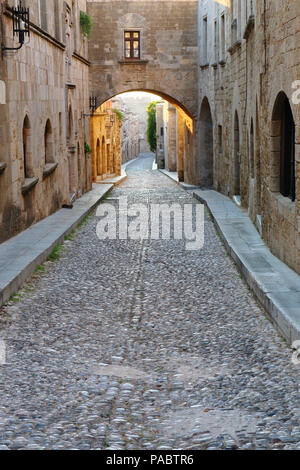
[0, 166, 299, 450]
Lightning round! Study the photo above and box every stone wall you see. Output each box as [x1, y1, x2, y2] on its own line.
[156, 100, 190, 179]
[0, 0, 91, 242]
[87, 0, 198, 117]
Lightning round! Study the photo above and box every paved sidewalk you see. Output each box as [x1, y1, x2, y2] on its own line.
[0, 184, 113, 307]
[193, 189, 300, 344]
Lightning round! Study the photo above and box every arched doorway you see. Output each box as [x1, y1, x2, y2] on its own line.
[199, 97, 213, 187]
[233, 111, 240, 196]
[91, 90, 196, 185]
[271, 92, 295, 201]
[68, 106, 73, 144]
[23, 116, 32, 179]
[44, 119, 54, 165]
[102, 136, 107, 176]
[249, 119, 254, 179]
[77, 142, 81, 193]
[96, 139, 101, 177]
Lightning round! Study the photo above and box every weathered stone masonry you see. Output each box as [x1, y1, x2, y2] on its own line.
[197, 0, 300, 275]
[87, 0, 199, 183]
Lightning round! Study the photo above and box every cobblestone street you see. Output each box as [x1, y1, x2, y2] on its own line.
[0, 161, 299, 450]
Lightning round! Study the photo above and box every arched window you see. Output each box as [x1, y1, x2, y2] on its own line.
[199, 97, 214, 187]
[23, 116, 32, 179]
[271, 92, 295, 201]
[44, 119, 54, 164]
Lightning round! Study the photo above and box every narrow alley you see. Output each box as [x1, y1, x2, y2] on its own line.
[0, 159, 299, 450]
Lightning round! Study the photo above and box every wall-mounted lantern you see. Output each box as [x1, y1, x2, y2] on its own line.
[110, 113, 115, 124]
[89, 96, 98, 114]
[2, 4, 30, 53]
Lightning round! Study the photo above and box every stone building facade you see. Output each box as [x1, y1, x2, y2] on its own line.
[1, 0, 299, 278]
[156, 100, 192, 182]
[0, 0, 91, 243]
[90, 100, 122, 182]
[87, 0, 199, 182]
[197, 0, 300, 274]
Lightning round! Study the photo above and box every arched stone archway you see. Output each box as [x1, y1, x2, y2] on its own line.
[270, 91, 295, 201]
[87, 0, 199, 185]
[23, 116, 32, 179]
[87, 0, 198, 119]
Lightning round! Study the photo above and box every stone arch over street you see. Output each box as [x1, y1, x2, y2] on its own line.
[87, 0, 198, 184]
[95, 89, 194, 120]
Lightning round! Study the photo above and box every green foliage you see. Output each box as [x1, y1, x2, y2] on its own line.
[84, 141, 92, 155]
[10, 294, 23, 303]
[47, 244, 62, 262]
[147, 101, 160, 152]
[80, 11, 93, 38]
[34, 265, 45, 274]
[113, 108, 124, 122]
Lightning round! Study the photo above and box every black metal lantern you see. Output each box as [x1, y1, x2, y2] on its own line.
[2, 4, 30, 53]
[89, 96, 97, 114]
[110, 113, 115, 123]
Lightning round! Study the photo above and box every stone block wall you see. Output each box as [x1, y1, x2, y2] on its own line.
[0, 0, 91, 242]
[197, 0, 300, 274]
[87, 0, 198, 117]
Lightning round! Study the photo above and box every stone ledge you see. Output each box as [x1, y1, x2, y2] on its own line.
[22, 177, 39, 196]
[0, 162, 7, 174]
[193, 189, 300, 345]
[43, 163, 58, 180]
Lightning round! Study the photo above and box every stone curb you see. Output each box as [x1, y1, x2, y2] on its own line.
[0, 183, 115, 308]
